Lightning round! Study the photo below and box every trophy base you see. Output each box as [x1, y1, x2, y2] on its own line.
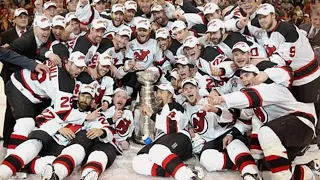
[133, 133, 146, 145]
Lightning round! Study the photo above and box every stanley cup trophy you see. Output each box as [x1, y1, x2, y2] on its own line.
[133, 70, 158, 144]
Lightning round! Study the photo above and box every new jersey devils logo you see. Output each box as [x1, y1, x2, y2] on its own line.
[253, 107, 268, 124]
[116, 118, 131, 137]
[191, 110, 208, 135]
[265, 44, 276, 57]
[134, 49, 150, 61]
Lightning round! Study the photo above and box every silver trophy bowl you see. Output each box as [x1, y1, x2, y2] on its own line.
[133, 70, 158, 144]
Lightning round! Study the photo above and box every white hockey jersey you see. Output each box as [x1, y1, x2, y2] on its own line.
[184, 98, 235, 142]
[222, 83, 318, 133]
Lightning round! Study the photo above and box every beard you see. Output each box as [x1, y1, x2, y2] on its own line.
[78, 102, 89, 111]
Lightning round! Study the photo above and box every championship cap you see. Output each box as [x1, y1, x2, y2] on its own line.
[182, 78, 199, 87]
[65, 12, 78, 23]
[125, 1, 137, 11]
[175, 55, 193, 66]
[151, 4, 163, 12]
[69, 51, 87, 67]
[118, 25, 132, 37]
[80, 85, 95, 97]
[136, 18, 150, 30]
[34, 15, 52, 29]
[156, 28, 170, 39]
[235, 64, 260, 77]
[14, 8, 28, 17]
[203, 3, 220, 16]
[256, 3, 275, 16]
[52, 15, 65, 28]
[44, 1, 57, 10]
[98, 52, 112, 66]
[171, 20, 187, 34]
[113, 87, 128, 96]
[232, 41, 250, 53]
[91, 18, 107, 30]
[112, 4, 125, 13]
[206, 19, 224, 33]
[155, 83, 175, 96]
[183, 36, 199, 49]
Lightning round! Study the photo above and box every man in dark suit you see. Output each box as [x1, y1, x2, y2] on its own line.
[300, 5, 320, 48]
[0, 8, 29, 147]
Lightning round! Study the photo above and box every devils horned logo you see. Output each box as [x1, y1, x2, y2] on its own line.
[116, 118, 131, 137]
[134, 49, 150, 61]
[191, 110, 208, 135]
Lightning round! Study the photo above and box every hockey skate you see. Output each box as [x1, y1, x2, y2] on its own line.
[187, 164, 204, 179]
[308, 159, 320, 177]
[242, 173, 263, 180]
[80, 170, 99, 180]
[41, 164, 59, 180]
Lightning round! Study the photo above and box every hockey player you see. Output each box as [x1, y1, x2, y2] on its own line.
[74, 52, 114, 109]
[210, 64, 318, 180]
[182, 36, 230, 88]
[124, 1, 138, 30]
[203, 3, 222, 22]
[155, 28, 182, 65]
[62, 12, 84, 51]
[77, 88, 134, 179]
[132, 83, 199, 180]
[0, 85, 100, 179]
[206, 19, 267, 60]
[103, 4, 127, 39]
[5, 51, 87, 154]
[256, 3, 320, 104]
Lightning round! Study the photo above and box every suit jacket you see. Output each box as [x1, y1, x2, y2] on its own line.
[300, 23, 320, 47]
[0, 28, 19, 46]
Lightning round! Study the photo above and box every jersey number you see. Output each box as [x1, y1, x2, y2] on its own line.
[289, 46, 295, 57]
[60, 97, 71, 108]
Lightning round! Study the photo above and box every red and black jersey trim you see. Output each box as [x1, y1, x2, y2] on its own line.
[166, 116, 178, 134]
[53, 155, 75, 176]
[279, 65, 293, 88]
[14, 71, 47, 102]
[162, 154, 185, 177]
[265, 155, 290, 173]
[240, 88, 263, 108]
[83, 161, 103, 176]
[2, 154, 24, 174]
[292, 111, 316, 126]
[235, 152, 256, 173]
[294, 56, 319, 80]
[292, 165, 305, 180]
[250, 134, 261, 150]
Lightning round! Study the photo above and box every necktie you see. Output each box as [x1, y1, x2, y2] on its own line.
[20, 30, 25, 36]
[309, 28, 317, 38]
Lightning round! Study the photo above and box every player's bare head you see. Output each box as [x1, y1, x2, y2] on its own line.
[182, 78, 200, 105]
[136, 18, 151, 43]
[235, 64, 259, 87]
[97, 53, 112, 78]
[78, 85, 95, 111]
[66, 0, 78, 12]
[204, 3, 221, 22]
[256, 4, 277, 31]
[33, 16, 52, 43]
[206, 19, 225, 45]
[232, 42, 251, 68]
[183, 36, 202, 61]
[113, 88, 128, 110]
[171, 20, 188, 44]
[175, 55, 195, 80]
[154, 84, 175, 107]
[67, 51, 87, 78]
[124, 1, 137, 22]
[156, 28, 171, 51]
[311, 5, 320, 29]
[116, 26, 132, 49]
[137, 0, 152, 14]
[111, 4, 125, 27]
[238, 0, 259, 15]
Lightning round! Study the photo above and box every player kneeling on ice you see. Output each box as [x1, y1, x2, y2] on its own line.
[0, 85, 100, 180]
[209, 64, 318, 180]
[182, 78, 262, 180]
[132, 83, 201, 180]
[41, 87, 134, 180]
